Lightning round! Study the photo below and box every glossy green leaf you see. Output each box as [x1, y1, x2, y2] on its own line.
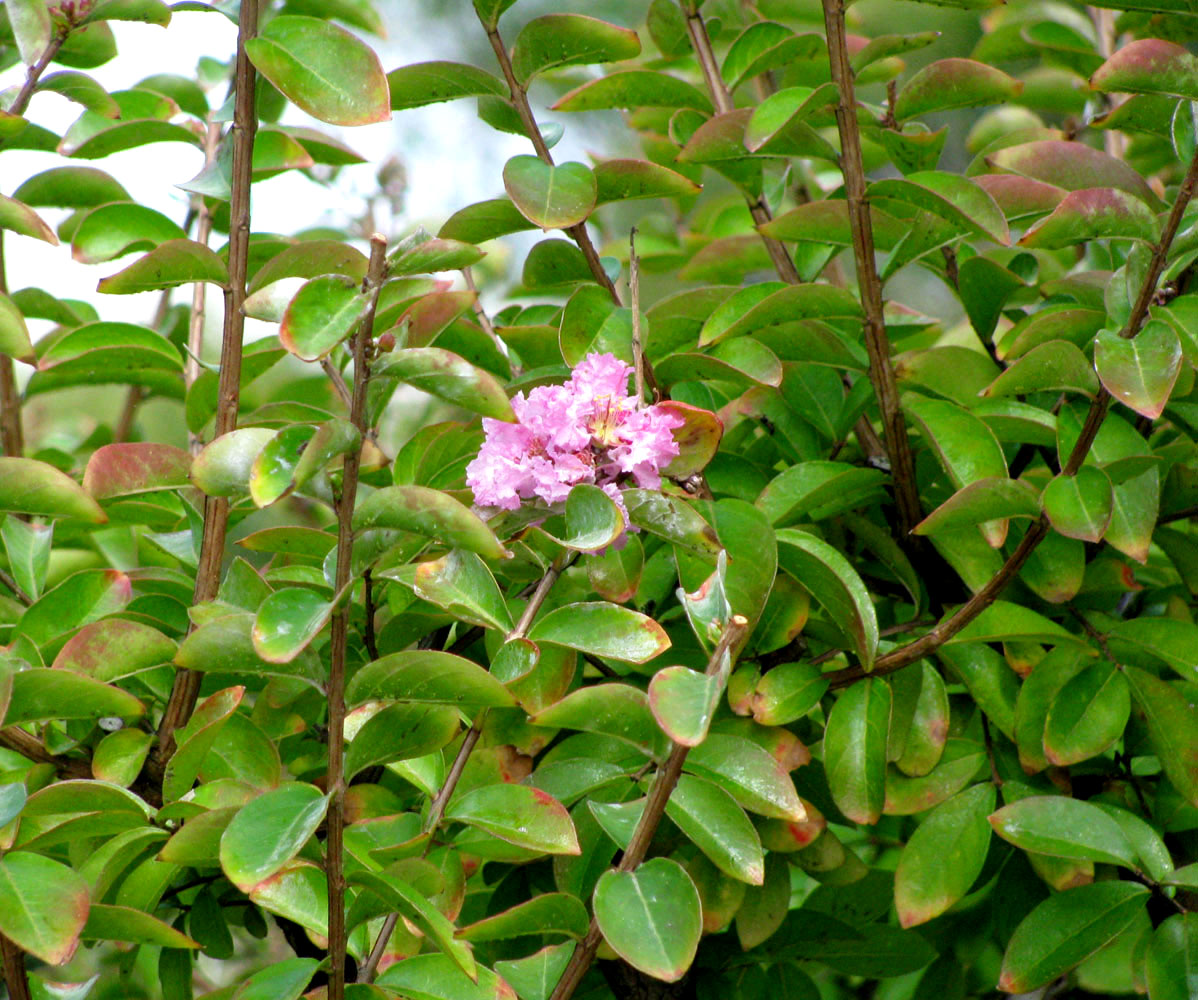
[96, 239, 228, 293]
[1094, 320, 1183, 419]
[894, 783, 994, 927]
[0, 852, 89, 964]
[220, 783, 328, 892]
[824, 679, 891, 825]
[460, 893, 589, 942]
[998, 882, 1149, 992]
[163, 686, 243, 803]
[387, 61, 506, 111]
[0, 193, 57, 245]
[174, 613, 322, 687]
[397, 548, 514, 632]
[347, 650, 517, 709]
[0, 457, 106, 522]
[871, 171, 1009, 245]
[623, 489, 722, 557]
[776, 528, 878, 671]
[4, 668, 144, 725]
[894, 58, 1022, 120]
[649, 666, 720, 747]
[82, 904, 197, 949]
[915, 477, 1041, 538]
[376, 953, 514, 1000]
[1, 515, 51, 600]
[13, 166, 129, 209]
[245, 15, 390, 126]
[1044, 660, 1130, 766]
[1146, 913, 1198, 1000]
[354, 485, 506, 559]
[71, 202, 185, 264]
[552, 71, 712, 113]
[248, 861, 327, 939]
[344, 702, 459, 780]
[698, 284, 861, 347]
[389, 236, 484, 276]
[279, 274, 367, 361]
[512, 15, 640, 85]
[1125, 667, 1198, 807]
[191, 427, 276, 498]
[985, 340, 1101, 400]
[373, 346, 514, 421]
[251, 587, 331, 663]
[667, 774, 765, 885]
[503, 156, 597, 231]
[685, 734, 806, 821]
[446, 784, 579, 854]
[989, 795, 1138, 867]
[1042, 466, 1113, 542]
[594, 159, 700, 204]
[0, 292, 34, 362]
[529, 684, 668, 759]
[594, 859, 701, 982]
[529, 601, 670, 664]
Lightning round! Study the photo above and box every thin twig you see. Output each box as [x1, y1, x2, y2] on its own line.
[0, 932, 31, 1000]
[821, 0, 922, 540]
[0, 726, 90, 778]
[548, 615, 750, 1000]
[362, 568, 379, 661]
[462, 265, 512, 372]
[0, 567, 30, 606]
[327, 234, 388, 1000]
[152, 0, 261, 775]
[359, 554, 574, 985]
[321, 357, 354, 411]
[629, 230, 647, 404]
[827, 139, 1198, 690]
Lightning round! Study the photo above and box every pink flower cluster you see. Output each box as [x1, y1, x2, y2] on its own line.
[466, 353, 683, 529]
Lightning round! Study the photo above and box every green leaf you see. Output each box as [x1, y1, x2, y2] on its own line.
[1091, 38, 1198, 101]
[989, 795, 1138, 867]
[558, 284, 633, 367]
[174, 613, 322, 687]
[0, 457, 106, 522]
[191, 427, 276, 498]
[446, 784, 580, 854]
[83, 442, 192, 499]
[986, 139, 1160, 208]
[163, 686, 243, 803]
[0, 292, 34, 362]
[512, 15, 640, 85]
[279, 274, 368, 361]
[461, 894, 589, 941]
[71, 202, 185, 264]
[937, 643, 1017, 740]
[347, 650, 518, 709]
[0, 852, 89, 964]
[4, 668, 144, 725]
[685, 733, 805, 821]
[623, 490, 721, 557]
[984, 340, 1101, 400]
[1019, 187, 1160, 248]
[1094, 320, 1183, 419]
[0, 194, 57, 245]
[353, 485, 507, 560]
[376, 954, 513, 1000]
[387, 61, 506, 111]
[245, 15, 390, 126]
[388, 236, 485, 276]
[9, 0, 51, 65]
[529, 684, 668, 759]
[552, 70, 713, 113]
[594, 859, 702, 982]
[1108, 617, 1198, 682]
[1146, 913, 1198, 1000]
[1125, 667, 1198, 807]
[824, 679, 891, 825]
[82, 905, 197, 949]
[373, 347, 515, 421]
[894, 58, 1022, 120]
[751, 662, 826, 727]
[721, 22, 826, 92]
[248, 861, 327, 939]
[667, 774, 765, 885]
[528, 602, 670, 664]
[503, 156, 597, 231]
[594, 159, 700, 204]
[649, 666, 720, 747]
[97, 239, 229, 294]
[776, 528, 878, 671]
[538, 483, 625, 553]
[1, 515, 51, 600]
[914, 477, 1041, 538]
[949, 600, 1086, 647]
[398, 548, 514, 632]
[894, 784, 995, 927]
[439, 197, 535, 244]
[83, 0, 171, 25]
[998, 882, 1149, 992]
[223, 959, 318, 1000]
[52, 618, 176, 682]
[870, 171, 1010, 245]
[1042, 466, 1113, 542]
[344, 702, 459, 780]
[13, 166, 130, 209]
[698, 283, 861, 347]
[220, 783, 328, 892]
[252, 588, 332, 664]
[1044, 660, 1130, 766]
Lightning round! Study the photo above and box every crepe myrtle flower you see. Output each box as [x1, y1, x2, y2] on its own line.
[466, 353, 683, 536]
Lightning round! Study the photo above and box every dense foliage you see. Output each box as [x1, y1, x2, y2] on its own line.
[1, 0, 1197, 998]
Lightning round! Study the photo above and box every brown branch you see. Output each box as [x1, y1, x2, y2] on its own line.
[462, 265, 513, 372]
[0, 726, 90, 779]
[152, 0, 260, 774]
[827, 139, 1198, 690]
[820, 0, 922, 539]
[327, 234, 388, 1000]
[0, 567, 30, 605]
[548, 615, 749, 1000]
[0, 931, 31, 1000]
[481, 23, 622, 305]
[187, 118, 222, 455]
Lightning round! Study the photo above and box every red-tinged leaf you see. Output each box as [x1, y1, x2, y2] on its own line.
[982, 340, 1100, 399]
[91, 728, 153, 787]
[998, 882, 1149, 992]
[220, 783, 328, 892]
[163, 686, 244, 803]
[528, 602, 671, 664]
[398, 289, 476, 347]
[252, 588, 332, 664]
[245, 15, 390, 126]
[248, 861, 327, 939]
[388, 236, 484, 276]
[986, 140, 1161, 208]
[744, 82, 838, 152]
[1042, 467, 1114, 542]
[0, 852, 89, 965]
[52, 618, 176, 681]
[824, 679, 891, 825]
[587, 535, 643, 604]
[97, 239, 229, 294]
[387, 60, 506, 111]
[915, 477, 1041, 539]
[871, 171, 1010, 245]
[1019, 187, 1160, 248]
[279, 274, 367, 361]
[1090, 38, 1198, 101]
[373, 346, 515, 421]
[191, 427, 276, 498]
[893, 58, 1022, 120]
[83, 442, 191, 499]
[1094, 320, 1183, 419]
[649, 666, 721, 747]
[503, 156, 597, 231]
[995, 305, 1106, 362]
[377, 954, 517, 1000]
[353, 484, 506, 560]
[658, 401, 722, 477]
[594, 859, 701, 982]
[1125, 667, 1198, 807]
[445, 784, 580, 855]
[551, 70, 713, 112]
[511, 14, 641, 85]
[0, 457, 106, 522]
[974, 173, 1067, 220]
[594, 159, 701, 204]
[0, 192, 58, 245]
[895, 784, 995, 927]
[685, 733, 806, 821]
